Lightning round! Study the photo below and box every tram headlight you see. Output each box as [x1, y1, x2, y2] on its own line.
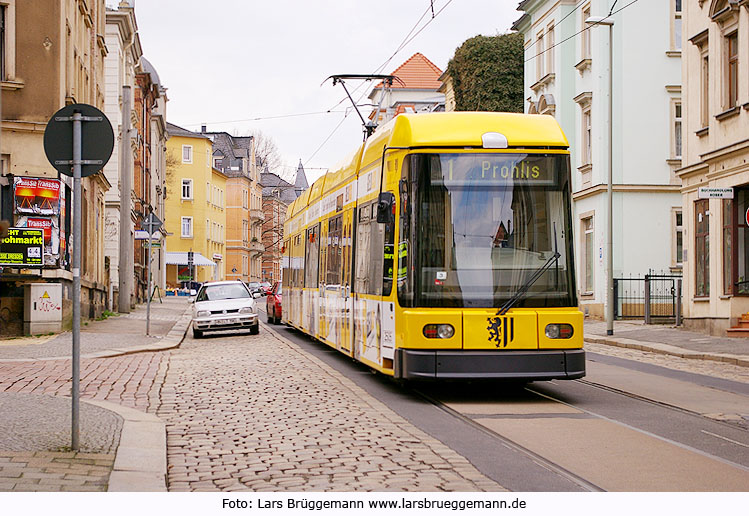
[423, 324, 455, 339]
[545, 324, 574, 339]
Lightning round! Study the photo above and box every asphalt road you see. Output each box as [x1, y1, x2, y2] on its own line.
[261, 309, 749, 491]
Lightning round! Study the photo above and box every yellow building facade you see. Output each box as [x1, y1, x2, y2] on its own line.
[165, 123, 227, 286]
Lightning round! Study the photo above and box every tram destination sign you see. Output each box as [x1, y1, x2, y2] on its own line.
[698, 187, 734, 199]
[0, 227, 44, 266]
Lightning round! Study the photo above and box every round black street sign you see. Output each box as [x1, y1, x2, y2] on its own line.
[43, 103, 115, 177]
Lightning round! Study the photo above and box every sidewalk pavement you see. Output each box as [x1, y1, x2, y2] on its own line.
[0, 297, 192, 492]
[0, 296, 192, 361]
[584, 318, 749, 368]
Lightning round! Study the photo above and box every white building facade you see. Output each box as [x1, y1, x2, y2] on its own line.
[514, 0, 683, 318]
[104, 3, 141, 310]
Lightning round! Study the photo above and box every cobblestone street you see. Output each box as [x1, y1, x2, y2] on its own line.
[158, 328, 504, 492]
[1, 299, 748, 492]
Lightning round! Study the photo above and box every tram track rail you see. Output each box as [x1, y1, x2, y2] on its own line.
[412, 376, 749, 491]
[411, 386, 606, 492]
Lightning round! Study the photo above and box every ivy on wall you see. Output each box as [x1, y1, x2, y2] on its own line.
[447, 33, 524, 113]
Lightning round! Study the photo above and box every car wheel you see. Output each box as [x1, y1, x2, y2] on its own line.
[250, 322, 260, 335]
[193, 328, 203, 339]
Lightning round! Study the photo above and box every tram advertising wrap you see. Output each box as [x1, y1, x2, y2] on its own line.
[282, 112, 585, 381]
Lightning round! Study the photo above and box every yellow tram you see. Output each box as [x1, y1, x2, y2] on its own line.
[282, 112, 585, 380]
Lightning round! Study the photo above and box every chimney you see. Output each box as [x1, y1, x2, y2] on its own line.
[201, 124, 207, 133]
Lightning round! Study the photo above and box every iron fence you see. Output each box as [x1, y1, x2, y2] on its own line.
[613, 271, 682, 324]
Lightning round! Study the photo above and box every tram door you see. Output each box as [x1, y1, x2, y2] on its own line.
[318, 220, 329, 340]
[340, 208, 354, 354]
[324, 214, 343, 348]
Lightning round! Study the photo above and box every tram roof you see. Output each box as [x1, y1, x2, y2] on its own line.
[285, 112, 569, 222]
[364, 112, 569, 157]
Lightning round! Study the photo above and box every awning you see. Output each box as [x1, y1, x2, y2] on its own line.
[165, 251, 216, 267]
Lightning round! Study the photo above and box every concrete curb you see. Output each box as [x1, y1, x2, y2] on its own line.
[0, 305, 193, 363]
[584, 335, 749, 368]
[83, 399, 167, 492]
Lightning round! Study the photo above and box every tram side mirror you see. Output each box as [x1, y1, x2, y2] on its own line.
[376, 192, 395, 224]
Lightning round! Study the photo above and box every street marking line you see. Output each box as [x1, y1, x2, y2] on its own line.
[701, 430, 749, 448]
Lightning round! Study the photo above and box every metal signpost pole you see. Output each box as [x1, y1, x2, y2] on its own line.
[43, 103, 114, 453]
[71, 111, 82, 451]
[146, 218, 152, 336]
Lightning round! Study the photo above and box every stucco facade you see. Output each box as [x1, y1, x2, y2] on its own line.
[678, 0, 749, 335]
[199, 129, 261, 283]
[164, 124, 226, 286]
[103, 3, 141, 311]
[514, 0, 683, 318]
[1, 0, 111, 333]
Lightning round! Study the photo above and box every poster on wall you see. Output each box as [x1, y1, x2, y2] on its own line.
[0, 228, 44, 266]
[14, 177, 62, 216]
[16, 216, 59, 266]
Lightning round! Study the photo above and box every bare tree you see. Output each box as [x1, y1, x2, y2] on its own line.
[249, 130, 282, 175]
[165, 149, 179, 185]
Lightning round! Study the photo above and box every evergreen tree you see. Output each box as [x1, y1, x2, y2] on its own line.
[447, 33, 524, 113]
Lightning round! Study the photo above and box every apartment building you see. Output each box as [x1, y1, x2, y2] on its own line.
[198, 128, 263, 283]
[678, 0, 749, 335]
[0, 0, 111, 332]
[164, 123, 226, 286]
[514, 0, 683, 318]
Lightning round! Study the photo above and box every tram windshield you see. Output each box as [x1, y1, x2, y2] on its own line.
[397, 153, 577, 309]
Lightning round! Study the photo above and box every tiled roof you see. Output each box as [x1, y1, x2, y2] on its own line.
[166, 122, 211, 140]
[201, 130, 253, 176]
[261, 173, 298, 203]
[377, 53, 443, 90]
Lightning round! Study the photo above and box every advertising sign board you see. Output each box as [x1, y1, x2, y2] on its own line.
[14, 177, 62, 216]
[0, 227, 45, 266]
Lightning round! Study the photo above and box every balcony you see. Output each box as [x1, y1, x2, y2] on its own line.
[249, 240, 265, 254]
[250, 209, 265, 224]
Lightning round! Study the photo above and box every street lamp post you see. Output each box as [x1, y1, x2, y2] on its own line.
[585, 15, 615, 336]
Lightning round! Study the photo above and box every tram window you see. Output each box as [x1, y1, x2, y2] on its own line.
[368, 215, 385, 296]
[383, 200, 395, 296]
[282, 239, 291, 288]
[398, 157, 414, 305]
[355, 204, 371, 294]
[305, 224, 319, 288]
[326, 215, 343, 286]
[354, 200, 395, 296]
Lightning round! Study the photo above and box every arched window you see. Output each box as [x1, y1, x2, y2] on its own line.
[538, 94, 556, 116]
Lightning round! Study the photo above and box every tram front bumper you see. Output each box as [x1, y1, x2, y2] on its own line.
[394, 348, 585, 380]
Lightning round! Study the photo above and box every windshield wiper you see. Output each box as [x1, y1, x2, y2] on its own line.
[496, 223, 560, 316]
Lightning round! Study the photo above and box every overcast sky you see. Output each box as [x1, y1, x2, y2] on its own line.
[114, 1, 519, 184]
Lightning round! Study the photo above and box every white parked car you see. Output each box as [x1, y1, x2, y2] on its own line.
[192, 280, 261, 338]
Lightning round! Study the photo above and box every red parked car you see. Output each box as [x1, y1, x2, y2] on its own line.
[265, 282, 282, 324]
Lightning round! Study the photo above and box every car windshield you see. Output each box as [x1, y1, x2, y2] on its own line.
[247, 282, 260, 288]
[196, 284, 250, 302]
[260, 282, 271, 288]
